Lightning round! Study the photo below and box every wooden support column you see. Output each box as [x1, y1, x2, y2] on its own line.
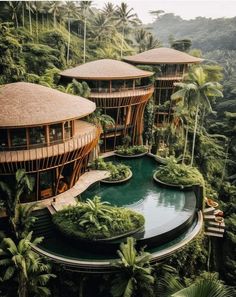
[109, 80, 112, 93]
[45, 125, 50, 146]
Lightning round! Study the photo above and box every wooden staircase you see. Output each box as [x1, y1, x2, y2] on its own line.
[203, 207, 225, 238]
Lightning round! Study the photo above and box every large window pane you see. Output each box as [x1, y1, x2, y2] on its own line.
[10, 128, 27, 149]
[64, 121, 72, 139]
[40, 170, 54, 199]
[29, 126, 46, 146]
[49, 123, 63, 144]
[0, 129, 8, 150]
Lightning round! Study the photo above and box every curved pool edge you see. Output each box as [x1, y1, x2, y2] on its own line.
[31, 211, 203, 272]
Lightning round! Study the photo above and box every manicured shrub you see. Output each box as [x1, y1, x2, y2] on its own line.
[52, 196, 144, 240]
[115, 145, 148, 156]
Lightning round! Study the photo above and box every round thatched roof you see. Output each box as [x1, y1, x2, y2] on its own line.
[60, 59, 154, 80]
[0, 82, 96, 128]
[123, 48, 203, 65]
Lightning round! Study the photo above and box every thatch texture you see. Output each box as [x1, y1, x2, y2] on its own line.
[124, 47, 203, 64]
[60, 59, 153, 80]
[0, 82, 96, 127]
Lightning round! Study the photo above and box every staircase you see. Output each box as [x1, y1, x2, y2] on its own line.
[203, 207, 225, 238]
[32, 208, 55, 239]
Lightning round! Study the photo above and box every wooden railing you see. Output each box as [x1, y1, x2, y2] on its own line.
[0, 123, 99, 163]
[89, 84, 154, 98]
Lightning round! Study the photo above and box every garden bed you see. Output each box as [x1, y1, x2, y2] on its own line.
[114, 145, 148, 158]
[52, 196, 145, 241]
[101, 168, 132, 184]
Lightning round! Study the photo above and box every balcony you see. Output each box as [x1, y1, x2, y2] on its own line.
[0, 121, 98, 163]
[89, 84, 154, 99]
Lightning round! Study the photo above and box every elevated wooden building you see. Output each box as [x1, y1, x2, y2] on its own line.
[124, 48, 203, 125]
[60, 59, 154, 151]
[0, 82, 99, 202]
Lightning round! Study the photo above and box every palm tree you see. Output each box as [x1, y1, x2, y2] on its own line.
[92, 12, 113, 43]
[0, 169, 34, 237]
[26, 1, 35, 35]
[171, 67, 223, 166]
[111, 237, 154, 297]
[0, 232, 55, 297]
[64, 1, 78, 65]
[49, 1, 62, 28]
[171, 272, 234, 297]
[114, 2, 139, 58]
[6, 1, 20, 28]
[146, 32, 161, 50]
[135, 28, 148, 53]
[102, 2, 116, 18]
[14, 203, 37, 240]
[79, 1, 93, 64]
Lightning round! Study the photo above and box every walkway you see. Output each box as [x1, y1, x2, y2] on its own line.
[32, 169, 110, 212]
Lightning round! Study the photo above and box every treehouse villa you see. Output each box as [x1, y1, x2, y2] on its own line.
[0, 49, 208, 272]
[60, 59, 154, 151]
[124, 47, 203, 125]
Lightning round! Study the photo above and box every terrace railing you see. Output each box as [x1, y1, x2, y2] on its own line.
[89, 84, 154, 98]
[0, 124, 99, 163]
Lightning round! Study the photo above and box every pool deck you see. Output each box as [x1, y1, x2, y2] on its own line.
[33, 169, 110, 212]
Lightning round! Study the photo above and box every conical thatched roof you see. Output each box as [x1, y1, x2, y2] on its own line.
[60, 59, 154, 80]
[0, 82, 96, 127]
[124, 47, 203, 65]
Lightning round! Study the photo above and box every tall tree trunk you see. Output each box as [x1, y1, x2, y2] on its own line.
[36, 11, 39, 41]
[47, 13, 49, 29]
[22, 4, 25, 27]
[18, 273, 27, 297]
[54, 11, 56, 28]
[120, 25, 125, 58]
[190, 103, 199, 166]
[67, 18, 71, 65]
[28, 6, 32, 35]
[83, 18, 87, 64]
[182, 123, 189, 164]
[15, 12, 19, 28]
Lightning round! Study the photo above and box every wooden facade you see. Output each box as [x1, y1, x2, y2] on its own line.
[0, 82, 99, 203]
[89, 84, 154, 151]
[123, 48, 203, 126]
[0, 120, 100, 202]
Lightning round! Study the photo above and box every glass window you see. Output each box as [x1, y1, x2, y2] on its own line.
[64, 121, 72, 139]
[40, 170, 54, 199]
[10, 128, 27, 149]
[49, 123, 63, 144]
[29, 126, 46, 146]
[0, 129, 8, 150]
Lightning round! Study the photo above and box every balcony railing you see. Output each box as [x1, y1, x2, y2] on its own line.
[89, 84, 154, 99]
[0, 121, 99, 163]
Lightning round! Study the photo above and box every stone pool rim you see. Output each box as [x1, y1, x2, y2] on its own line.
[32, 211, 203, 272]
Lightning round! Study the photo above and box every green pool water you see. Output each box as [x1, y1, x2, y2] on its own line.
[39, 155, 197, 261]
[81, 156, 195, 239]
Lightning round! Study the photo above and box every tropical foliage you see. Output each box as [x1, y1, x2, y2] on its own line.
[111, 237, 154, 297]
[0, 232, 55, 297]
[91, 157, 131, 181]
[52, 196, 144, 240]
[115, 145, 148, 156]
[155, 156, 205, 187]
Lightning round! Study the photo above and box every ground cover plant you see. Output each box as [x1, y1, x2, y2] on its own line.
[115, 145, 148, 156]
[52, 196, 144, 240]
[155, 157, 205, 188]
[90, 157, 131, 181]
